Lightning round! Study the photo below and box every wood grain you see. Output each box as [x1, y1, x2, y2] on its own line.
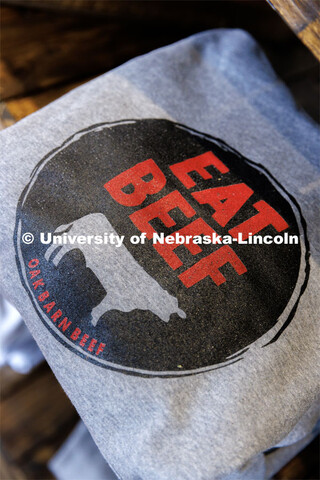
[268, 0, 320, 60]
[299, 18, 320, 60]
[1, 4, 163, 99]
[0, 363, 78, 479]
[0, 452, 29, 480]
[2, 0, 311, 101]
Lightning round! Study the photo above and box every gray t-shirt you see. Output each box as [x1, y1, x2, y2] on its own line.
[0, 29, 319, 479]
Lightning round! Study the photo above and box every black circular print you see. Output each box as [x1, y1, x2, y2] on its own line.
[14, 119, 309, 376]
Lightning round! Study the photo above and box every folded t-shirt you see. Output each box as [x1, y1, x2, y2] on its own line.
[0, 29, 319, 480]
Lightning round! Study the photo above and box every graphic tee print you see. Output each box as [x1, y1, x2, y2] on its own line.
[14, 119, 309, 376]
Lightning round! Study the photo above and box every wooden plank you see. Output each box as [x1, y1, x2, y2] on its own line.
[1, 1, 307, 101]
[0, 4, 178, 100]
[0, 451, 28, 480]
[0, 363, 78, 473]
[299, 17, 320, 60]
[268, 0, 320, 60]
[2, 0, 276, 24]
[0, 365, 36, 400]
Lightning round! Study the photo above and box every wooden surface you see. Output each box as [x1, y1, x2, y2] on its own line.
[268, 0, 320, 60]
[1, 0, 319, 123]
[0, 1, 319, 479]
[0, 364, 78, 480]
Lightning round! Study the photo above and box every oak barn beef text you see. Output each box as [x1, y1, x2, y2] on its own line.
[27, 258, 106, 356]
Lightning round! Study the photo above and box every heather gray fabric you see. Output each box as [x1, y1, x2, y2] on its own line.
[0, 29, 319, 480]
[48, 418, 320, 480]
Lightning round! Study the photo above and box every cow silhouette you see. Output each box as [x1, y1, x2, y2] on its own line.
[44, 213, 186, 326]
